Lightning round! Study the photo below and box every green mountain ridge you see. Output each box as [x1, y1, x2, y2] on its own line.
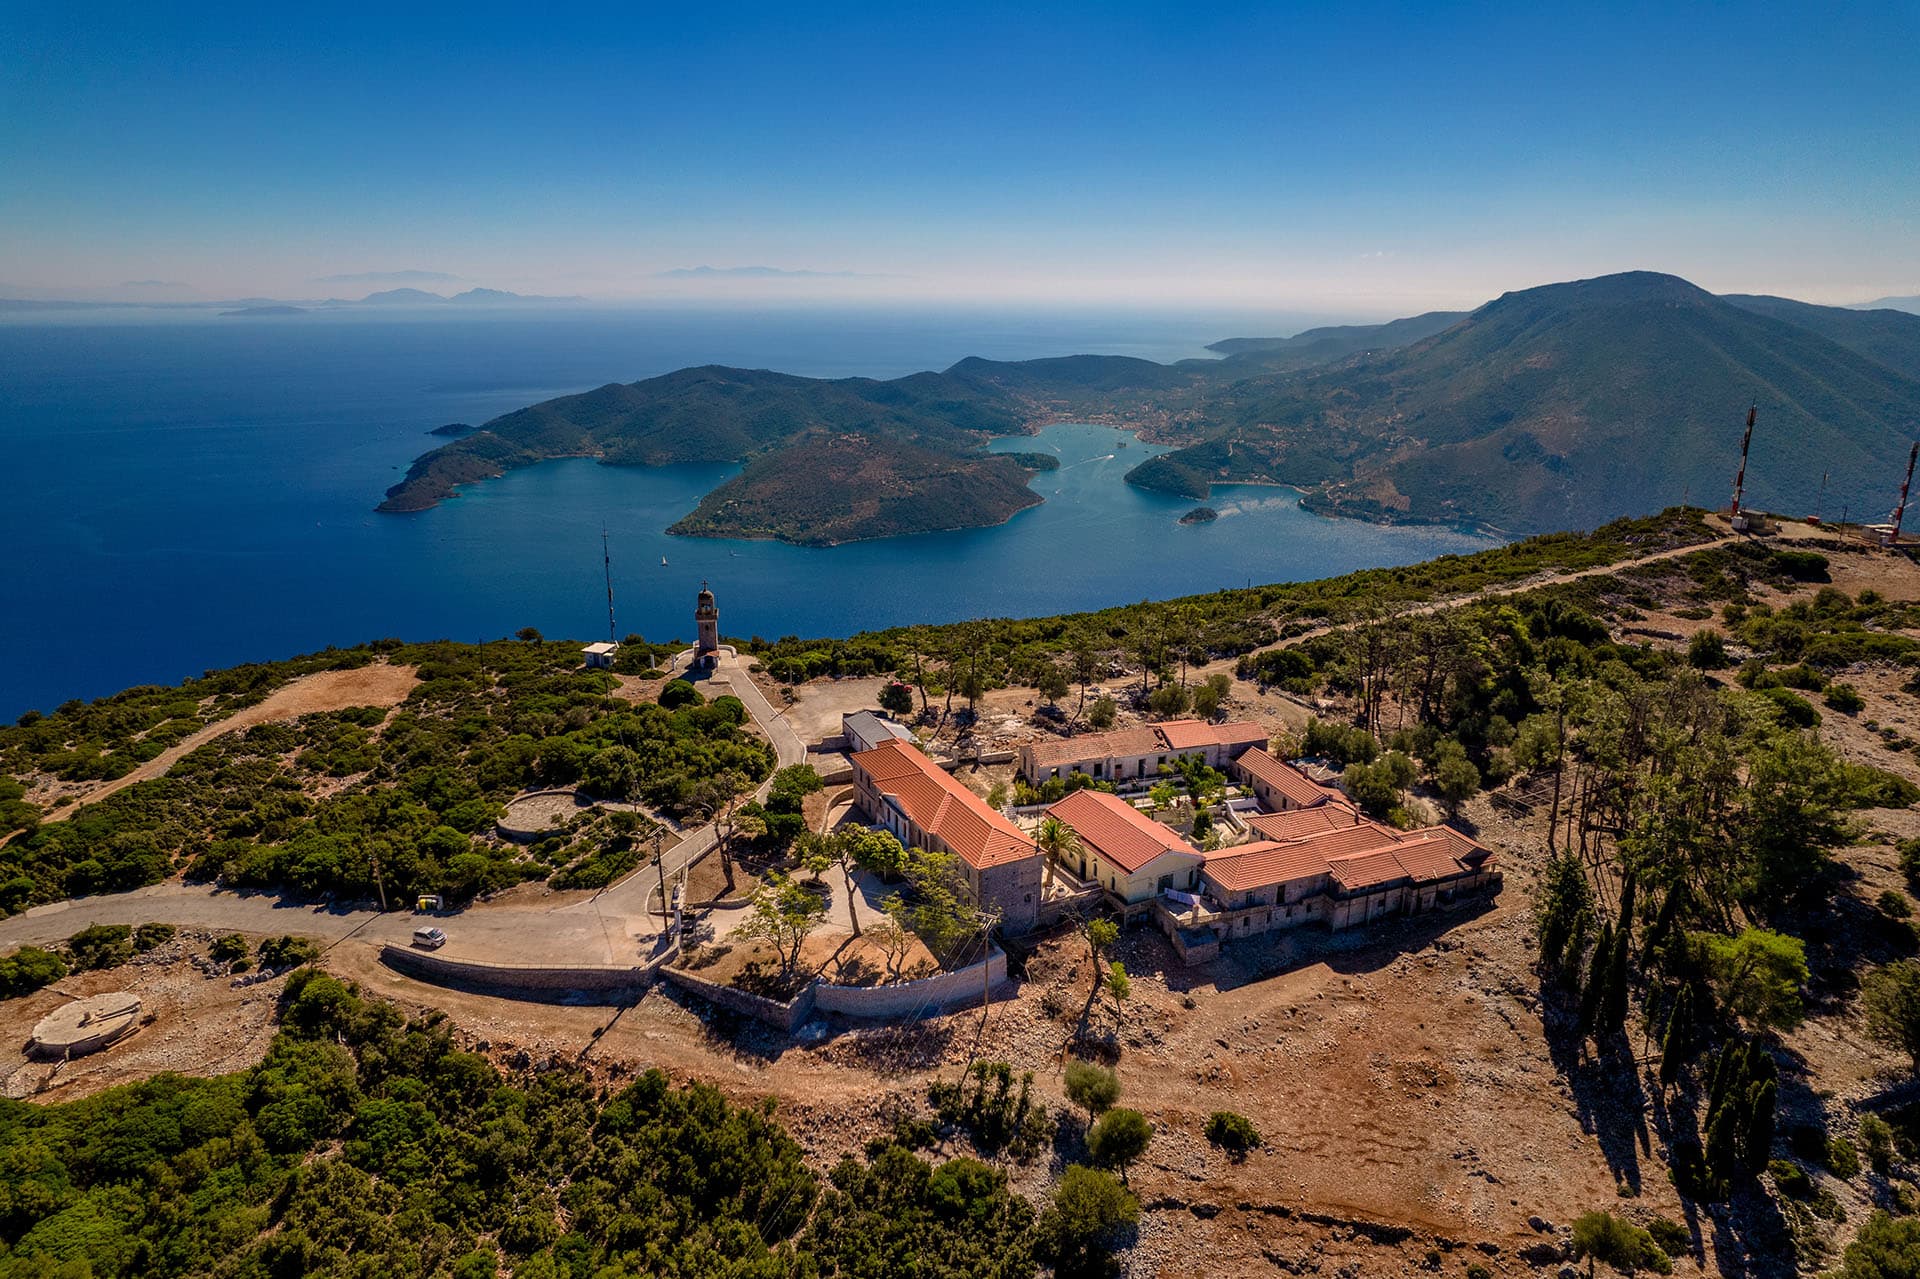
[379, 271, 1920, 542]
[1133, 272, 1920, 532]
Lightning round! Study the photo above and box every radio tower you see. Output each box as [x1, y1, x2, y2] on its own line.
[1728, 405, 1756, 529]
[602, 528, 617, 644]
[1890, 441, 1919, 547]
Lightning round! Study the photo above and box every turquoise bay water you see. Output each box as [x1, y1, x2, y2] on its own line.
[0, 310, 1493, 718]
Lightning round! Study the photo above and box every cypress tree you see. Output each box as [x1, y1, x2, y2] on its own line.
[1578, 923, 1613, 1036]
[1615, 871, 1638, 940]
[1704, 1102, 1741, 1196]
[1658, 986, 1692, 1089]
[1601, 922, 1631, 1035]
[1742, 1078, 1777, 1175]
[1644, 882, 1688, 962]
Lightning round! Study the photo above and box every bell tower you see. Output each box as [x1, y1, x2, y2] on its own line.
[695, 582, 720, 663]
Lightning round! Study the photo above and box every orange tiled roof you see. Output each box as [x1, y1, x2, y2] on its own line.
[1024, 719, 1267, 770]
[1200, 839, 1333, 892]
[1024, 727, 1160, 770]
[852, 740, 1036, 871]
[1047, 789, 1198, 875]
[1235, 747, 1343, 808]
[1244, 804, 1362, 841]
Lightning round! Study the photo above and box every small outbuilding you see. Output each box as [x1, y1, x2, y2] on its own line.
[581, 641, 619, 669]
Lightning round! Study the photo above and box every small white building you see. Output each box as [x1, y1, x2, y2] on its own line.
[843, 710, 914, 755]
[581, 641, 619, 669]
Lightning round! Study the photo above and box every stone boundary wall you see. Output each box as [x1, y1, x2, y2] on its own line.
[812, 948, 1008, 1020]
[659, 966, 818, 1031]
[379, 944, 674, 1000]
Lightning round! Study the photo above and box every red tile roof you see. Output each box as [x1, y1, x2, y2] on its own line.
[1244, 804, 1362, 841]
[1023, 719, 1268, 770]
[1203, 812, 1490, 896]
[852, 740, 1036, 871]
[1199, 839, 1333, 892]
[1236, 748, 1345, 808]
[1047, 789, 1198, 875]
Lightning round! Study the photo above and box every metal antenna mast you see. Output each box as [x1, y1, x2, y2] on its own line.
[1730, 405, 1755, 520]
[602, 528, 617, 644]
[1891, 441, 1919, 547]
[1815, 470, 1829, 523]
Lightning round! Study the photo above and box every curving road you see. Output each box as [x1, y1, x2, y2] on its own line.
[0, 648, 808, 969]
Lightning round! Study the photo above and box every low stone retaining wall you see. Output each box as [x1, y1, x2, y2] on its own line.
[379, 945, 671, 1002]
[659, 965, 818, 1032]
[813, 948, 1008, 1020]
[662, 948, 1009, 1030]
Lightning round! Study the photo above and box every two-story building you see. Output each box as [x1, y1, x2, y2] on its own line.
[1018, 718, 1268, 785]
[850, 739, 1044, 932]
[1044, 788, 1204, 916]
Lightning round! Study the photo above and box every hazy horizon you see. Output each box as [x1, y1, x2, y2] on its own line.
[3, 3, 1916, 311]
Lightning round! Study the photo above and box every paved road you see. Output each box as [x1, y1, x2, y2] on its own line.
[0, 647, 810, 969]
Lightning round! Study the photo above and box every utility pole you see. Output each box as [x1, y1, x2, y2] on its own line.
[371, 853, 388, 912]
[1890, 441, 1918, 547]
[1815, 470, 1829, 523]
[653, 829, 669, 924]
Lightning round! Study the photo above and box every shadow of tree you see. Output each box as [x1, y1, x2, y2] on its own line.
[1541, 999, 1649, 1194]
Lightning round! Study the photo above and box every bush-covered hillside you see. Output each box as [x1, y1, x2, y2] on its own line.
[0, 971, 1070, 1279]
[0, 639, 772, 916]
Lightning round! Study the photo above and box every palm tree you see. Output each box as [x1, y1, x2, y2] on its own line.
[1035, 815, 1082, 888]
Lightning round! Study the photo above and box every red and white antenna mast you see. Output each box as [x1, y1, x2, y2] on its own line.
[1729, 405, 1755, 524]
[1890, 441, 1918, 547]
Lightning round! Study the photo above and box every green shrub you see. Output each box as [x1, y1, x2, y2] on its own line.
[1825, 683, 1866, 714]
[133, 922, 176, 952]
[0, 944, 68, 998]
[1861, 1114, 1895, 1174]
[209, 933, 249, 964]
[1646, 1216, 1689, 1258]
[1881, 890, 1913, 920]
[257, 935, 320, 970]
[1571, 1210, 1673, 1275]
[1204, 1110, 1262, 1159]
[65, 923, 134, 970]
[1757, 686, 1820, 728]
[1770, 1158, 1814, 1199]
[1840, 1212, 1920, 1279]
[1829, 1135, 1862, 1179]
[1772, 550, 1830, 581]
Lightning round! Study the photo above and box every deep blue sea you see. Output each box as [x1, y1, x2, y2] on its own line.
[0, 306, 1495, 719]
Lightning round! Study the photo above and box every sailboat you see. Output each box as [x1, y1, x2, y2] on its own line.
[660, 555, 669, 567]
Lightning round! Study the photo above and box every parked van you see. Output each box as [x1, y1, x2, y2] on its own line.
[411, 926, 447, 950]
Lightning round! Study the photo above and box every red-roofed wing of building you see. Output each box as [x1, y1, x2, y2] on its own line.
[1047, 789, 1195, 875]
[1234, 747, 1344, 810]
[851, 740, 1034, 870]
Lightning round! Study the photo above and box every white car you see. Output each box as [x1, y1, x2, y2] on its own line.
[411, 926, 447, 950]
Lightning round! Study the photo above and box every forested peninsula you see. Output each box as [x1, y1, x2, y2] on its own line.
[378, 273, 1920, 544]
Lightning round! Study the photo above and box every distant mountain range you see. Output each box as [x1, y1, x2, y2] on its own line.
[380, 270, 1920, 543]
[1853, 295, 1920, 315]
[0, 286, 585, 312]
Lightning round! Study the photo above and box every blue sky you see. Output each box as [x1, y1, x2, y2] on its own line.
[2, 1, 1915, 310]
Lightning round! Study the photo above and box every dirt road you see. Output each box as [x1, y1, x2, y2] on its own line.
[34, 664, 419, 817]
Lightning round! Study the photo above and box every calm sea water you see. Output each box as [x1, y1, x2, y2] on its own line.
[0, 307, 1494, 718]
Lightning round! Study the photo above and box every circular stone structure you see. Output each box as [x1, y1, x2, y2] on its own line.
[29, 992, 142, 1059]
